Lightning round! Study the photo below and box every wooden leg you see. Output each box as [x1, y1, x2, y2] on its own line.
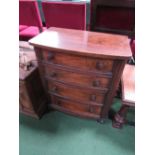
[112, 105, 129, 128]
[115, 81, 122, 99]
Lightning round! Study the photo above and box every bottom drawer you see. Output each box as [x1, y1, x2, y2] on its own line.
[50, 96, 102, 118]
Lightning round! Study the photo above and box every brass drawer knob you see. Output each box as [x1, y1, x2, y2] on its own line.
[96, 61, 104, 70]
[90, 94, 96, 101]
[50, 72, 57, 77]
[51, 86, 57, 92]
[92, 80, 100, 87]
[47, 52, 54, 60]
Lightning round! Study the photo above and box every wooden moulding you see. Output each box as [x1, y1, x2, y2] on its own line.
[29, 27, 132, 59]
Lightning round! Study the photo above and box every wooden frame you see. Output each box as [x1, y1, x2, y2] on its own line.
[90, 0, 135, 37]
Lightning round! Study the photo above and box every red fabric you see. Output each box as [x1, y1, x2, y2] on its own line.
[19, 26, 46, 41]
[19, 0, 43, 31]
[19, 25, 28, 32]
[96, 6, 135, 31]
[19, 26, 40, 37]
[42, 1, 86, 30]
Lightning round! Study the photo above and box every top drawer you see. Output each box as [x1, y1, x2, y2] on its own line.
[36, 49, 114, 73]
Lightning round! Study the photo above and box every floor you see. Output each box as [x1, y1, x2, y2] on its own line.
[19, 98, 135, 155]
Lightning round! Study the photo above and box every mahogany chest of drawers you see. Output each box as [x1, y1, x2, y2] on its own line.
[29, 27, 131, 121]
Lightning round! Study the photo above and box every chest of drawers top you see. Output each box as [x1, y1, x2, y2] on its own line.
[29, 27, 132, 59]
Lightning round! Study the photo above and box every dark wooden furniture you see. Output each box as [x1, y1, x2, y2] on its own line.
[113, 64, 135, 128]
[29, 27, 131, 122]
[90, 0, 135, 37]
[19, 44, 47, 119]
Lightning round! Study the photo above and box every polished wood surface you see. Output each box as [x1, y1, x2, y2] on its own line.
[29, 27, 132, 59]
[52, 97, 102, 116]
[38, 50, 114, 73]
[39, 64, 111, 89]
[47, 80, 106, 104]
[29, 27, 131, 121]
[122, 64, 135, 105]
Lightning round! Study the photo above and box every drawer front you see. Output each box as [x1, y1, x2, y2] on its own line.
[51, 96, 102, 116]
[47, 80, 106, 104]
[40, 64, 111, 89]
[37, 50, 114, 73]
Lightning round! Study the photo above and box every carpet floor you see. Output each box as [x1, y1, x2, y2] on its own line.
[19, 98, 135, 155]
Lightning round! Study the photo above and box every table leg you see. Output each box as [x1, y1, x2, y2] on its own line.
[112, 104, 129, 128]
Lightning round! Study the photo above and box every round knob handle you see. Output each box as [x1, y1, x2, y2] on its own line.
[96, 61, 104, 70]
[92, 80, 100, 87]
[50, 72, 57, 77]
[51, 86, 57, 92]
[47, 52, 54, 60]
[90, 94, 96, 101]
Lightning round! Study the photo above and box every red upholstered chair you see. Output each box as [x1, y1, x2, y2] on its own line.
[90, 0, 135, 37]
[19, 25, 28, 32]
[19, 0, 44, 41]
[41, 1, 86, 30]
